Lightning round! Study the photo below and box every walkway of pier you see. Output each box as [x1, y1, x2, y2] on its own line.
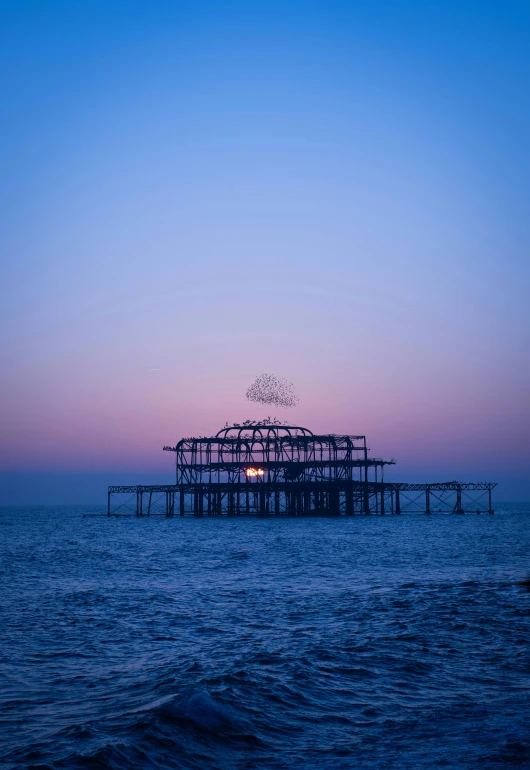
[106, 481, 496, 517]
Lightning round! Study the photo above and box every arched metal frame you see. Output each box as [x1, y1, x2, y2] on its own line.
[159, 423, 395, 515]
[165, 424, 392, 488]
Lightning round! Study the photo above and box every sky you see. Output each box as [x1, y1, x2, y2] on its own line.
[1, 0, 529, 503]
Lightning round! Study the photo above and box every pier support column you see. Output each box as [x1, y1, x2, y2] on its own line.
[107, 491, 111, 517]
[363, 484, 370, 515]
[194, 489, 203, 517]
[345, 486, 353, 515]
[179, 489, 185, 516]
[488, 486, 493, 514]
[297, 491, 303, 515]
[395, 488, 401, 515]
[380, 485, 385, 515]
[363, 454, 370, 514]
[425, 487, 431, 514]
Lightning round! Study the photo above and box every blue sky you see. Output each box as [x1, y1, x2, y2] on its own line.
[1, 0, 529, 502]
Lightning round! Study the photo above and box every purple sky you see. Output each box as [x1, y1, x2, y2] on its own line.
[1, 1, 529, 502]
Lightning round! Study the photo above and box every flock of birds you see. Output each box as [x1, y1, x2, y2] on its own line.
[245, 373, 300, 409]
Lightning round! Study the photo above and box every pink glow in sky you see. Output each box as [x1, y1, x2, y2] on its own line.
[1, 1, 529, 502]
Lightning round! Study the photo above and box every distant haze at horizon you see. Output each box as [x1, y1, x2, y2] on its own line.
[1, 1, 529, 504]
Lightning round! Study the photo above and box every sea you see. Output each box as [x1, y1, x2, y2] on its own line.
[1, 504, 529, 769]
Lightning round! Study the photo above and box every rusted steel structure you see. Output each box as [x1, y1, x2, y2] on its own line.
[107, 423, 496, 516]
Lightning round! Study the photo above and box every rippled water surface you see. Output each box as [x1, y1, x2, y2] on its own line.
[1, 505, 530, 769]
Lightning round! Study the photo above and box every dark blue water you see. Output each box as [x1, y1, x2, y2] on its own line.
[1, 505, 530, 769]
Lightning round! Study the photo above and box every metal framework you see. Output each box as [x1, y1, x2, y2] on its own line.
[106, 423, 496, 516]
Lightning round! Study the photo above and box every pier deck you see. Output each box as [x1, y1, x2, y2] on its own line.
[107, 481, 496, 516]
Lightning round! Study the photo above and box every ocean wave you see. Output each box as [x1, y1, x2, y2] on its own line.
[155, 689, 246, 734]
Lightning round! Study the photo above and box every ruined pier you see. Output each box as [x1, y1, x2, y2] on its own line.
[107, 423, 495, 516]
